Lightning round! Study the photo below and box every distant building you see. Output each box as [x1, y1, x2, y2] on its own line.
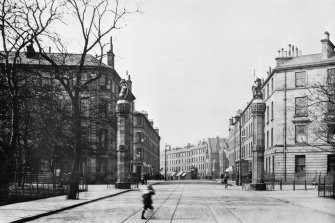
[133, 111, 160, 179]
[228, 32, 335, 182]
[161, 137, 227, 179]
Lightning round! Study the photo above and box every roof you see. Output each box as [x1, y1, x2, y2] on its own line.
[276, 53, 335, 69]
[0, 51, 110, 68]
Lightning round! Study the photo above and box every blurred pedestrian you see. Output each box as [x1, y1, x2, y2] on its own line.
[141, 184, 155, 219]
[248, 171, 252, 183]
[141, 173, 145, 185]
[223, 173, 229, 189]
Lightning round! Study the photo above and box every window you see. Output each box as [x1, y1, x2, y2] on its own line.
[271, 78, 274, 92]
[266, 106, 269, 123]
[271, 128, 273, 146]
[265, 157, 268, 173]
[100, 74, 106, 87]
[295, 125, 307, 144]
[271, 101, 274, 120]
[272, 156, 275, 174]
[295, 97, 307, 116]
[135, 132, 142, 143]
[327, 68, 335, 84]
[328, 154, 335, 174]
[266, 131, 269, 148]
[267, 83, 269, 98]
[295, 155, 306, 175]
[100, 129, 107, 148]
[295, 71, 306, 87]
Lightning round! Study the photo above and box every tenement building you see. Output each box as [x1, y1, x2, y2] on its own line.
[0, 37, 152, 184]
[161, 137, 228, 179]
[228, 31, 335, 183]
[133, 111, 161, 179]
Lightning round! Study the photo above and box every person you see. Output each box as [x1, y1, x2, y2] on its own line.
[248, 171, 252, 183]
[141, 184, 155, 219]
[236, 173, 239, 186]
[220, 173, 224, 184]
[140, 173, 145, 185]
[223, 173, 229, 189]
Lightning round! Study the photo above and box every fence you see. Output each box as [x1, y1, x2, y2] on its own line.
[3, 171, 88, 205]
[318, 175, 335, 198]
[242, 171, 334, 192]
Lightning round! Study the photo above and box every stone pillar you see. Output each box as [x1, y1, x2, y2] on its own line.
[250, 99, 266, 190]
[115, 99, 131, 189]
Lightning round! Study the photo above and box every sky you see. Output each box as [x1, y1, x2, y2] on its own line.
[46, 0, 335, 148]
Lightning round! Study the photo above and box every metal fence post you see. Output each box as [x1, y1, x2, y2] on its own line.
[280, 178, 282, 191]
[304, 179, 307, 191]
[293, 179, 295, 191]
[323, 176, 326, 197]
[317, 174, 320, 196]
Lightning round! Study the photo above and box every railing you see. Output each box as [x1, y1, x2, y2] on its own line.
[2, 172, 88, 205]
[318, 174, 335, 198]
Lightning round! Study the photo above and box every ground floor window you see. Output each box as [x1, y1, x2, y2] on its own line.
[295, 155, 306, 176]
[328, 154, 335, 174]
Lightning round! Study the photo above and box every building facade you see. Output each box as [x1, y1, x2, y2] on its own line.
[133, 111, 161, 179]
[228, 32, 335, 182]
[0, 38, 138, 184]
[161, 137, 227, 179]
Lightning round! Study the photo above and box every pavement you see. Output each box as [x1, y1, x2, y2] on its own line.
[0, 185, 132, 223]
[0, 180, 334, 223]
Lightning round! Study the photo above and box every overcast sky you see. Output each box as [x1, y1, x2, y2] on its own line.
[110, 0, 335, 148]
[55, 0, 335, 148]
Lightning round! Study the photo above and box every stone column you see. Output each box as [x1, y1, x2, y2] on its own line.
[115, 99, 131, 189]
[250, 99, 266, 190]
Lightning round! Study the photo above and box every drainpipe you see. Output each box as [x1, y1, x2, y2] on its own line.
[284, 70, 287, 182]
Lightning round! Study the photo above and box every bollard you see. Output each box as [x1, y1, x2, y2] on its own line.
[293, 179, 295, 191]
[280, 179, 282, 191]
[305, 179, 307, 191]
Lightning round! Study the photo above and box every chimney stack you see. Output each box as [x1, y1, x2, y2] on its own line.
[295, 47, 298, 57]
[107, 36, 115, 68]
[291, 45, 295, 57]
[321, 31, 334, 59]
[288, 44, 291, 57]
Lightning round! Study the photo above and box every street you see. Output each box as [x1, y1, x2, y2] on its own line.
[29, 182, 335, 223]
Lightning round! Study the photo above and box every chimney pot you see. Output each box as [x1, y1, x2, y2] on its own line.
[324, 31, 330, 40]
[296, 47, 298, 57]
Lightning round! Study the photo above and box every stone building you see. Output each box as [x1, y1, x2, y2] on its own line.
[161, 137, 227, 179]
[133, 111, 160, 179]
[0, 38, 136, 183]
[228, 32, 335, 183]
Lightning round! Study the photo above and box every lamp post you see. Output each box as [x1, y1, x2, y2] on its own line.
[231, 115, 243, 186]
[239, 117, 242, 186]
[165, 144, 167, 181]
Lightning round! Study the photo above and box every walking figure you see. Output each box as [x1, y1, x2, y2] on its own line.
[141, 184, 155, 219]
[223, 173, 229, 189]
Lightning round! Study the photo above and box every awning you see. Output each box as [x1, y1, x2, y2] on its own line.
[225, 166, 233, 173]
[170, 172, 176, 176]
[177, 171, 184, 177]
[181, 172, 187, 177]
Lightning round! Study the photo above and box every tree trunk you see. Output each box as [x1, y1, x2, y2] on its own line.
[67, 97, 81, 199]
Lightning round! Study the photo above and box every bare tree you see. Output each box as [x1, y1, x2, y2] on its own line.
[0, 0, 63, 200]
[305, 73, 335, 154]
[35, 0, 137, 199]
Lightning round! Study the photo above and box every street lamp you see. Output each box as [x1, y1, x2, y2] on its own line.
[231, 115, 243, 186]
[165, 144, 167, 181]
